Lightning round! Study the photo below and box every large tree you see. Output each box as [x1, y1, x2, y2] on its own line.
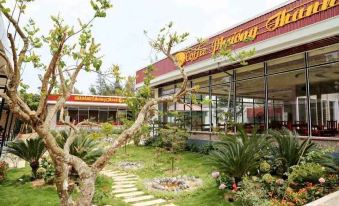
[0, 1, 193, 205]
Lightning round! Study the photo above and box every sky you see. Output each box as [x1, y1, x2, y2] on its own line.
[2, 0, 287, 93]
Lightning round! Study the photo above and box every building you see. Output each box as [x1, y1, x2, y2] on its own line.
[0, 14, 17, 156]
[136, 0, 339, 143]
[47, 94, 128, 129]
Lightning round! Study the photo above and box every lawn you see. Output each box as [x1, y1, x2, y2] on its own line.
[0, 167, 127, 206]
[0, 145, 234, 206]
[107, 145, 235, 206]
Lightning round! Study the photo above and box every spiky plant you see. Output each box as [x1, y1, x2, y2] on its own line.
[6, 137, 46, 179]
[54, 130, 103, 164]
[209, 128, 271, 182]
[269, 129, 315, 172]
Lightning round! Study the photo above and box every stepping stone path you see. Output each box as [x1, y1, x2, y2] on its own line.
[101, 170, 177, 206]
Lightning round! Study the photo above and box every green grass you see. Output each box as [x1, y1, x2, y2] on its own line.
[108, 145, 235, 206]
[0, 167, 59, 206]
[0, 167, 126, 206]
[0, 146, 235, 206]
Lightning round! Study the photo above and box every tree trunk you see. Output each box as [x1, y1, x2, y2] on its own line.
[54, 161, 74, 206]
[76, 174, 96, 206]
[30, 161, 39, 179]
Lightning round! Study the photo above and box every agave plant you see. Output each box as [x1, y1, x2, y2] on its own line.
[54, 130, 103, 164]
[209, 128, 271, 182]
[269, 129, 315, 173]
[6, 137, 46, 179]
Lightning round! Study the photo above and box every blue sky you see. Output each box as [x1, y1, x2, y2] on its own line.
[4, 0, 287, 93]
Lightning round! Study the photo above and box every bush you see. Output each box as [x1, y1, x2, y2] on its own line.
[289, 163, 325, 183]
[209, 128, 270, 182]
[236, 177, 271, 206]
[40, 156, 55, 184]
[0, 161, 9, 182]
[36, 167, 46, 179]
[6, 137, 46, 179]
[260, 161, 271, 173]
[54, 130, 104, 164]
[185, 143, 215, 155]
[269, 129, 315, 173]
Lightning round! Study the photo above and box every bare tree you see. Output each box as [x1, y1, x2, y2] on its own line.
[0, 1, 194, 205]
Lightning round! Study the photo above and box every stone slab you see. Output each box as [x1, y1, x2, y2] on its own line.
[112, 184, 136, 189]
[132, 199, 166, 206]
[115, 191, 144, 198]
[112, 188, 138, 194]
[124, 195, 155, 203]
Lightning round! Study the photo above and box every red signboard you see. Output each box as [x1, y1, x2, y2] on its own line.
[136, 0, 339, 84]
[47, 95, 126, 104]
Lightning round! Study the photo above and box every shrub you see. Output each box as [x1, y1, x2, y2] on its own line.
[6, 137, 46, 179]
[260, 161, 271, 173]
[36, 167, 46, 179]
[209, 128, 270, 182]
[0, 161, 9, 182]
[41, 156, 55, 184]
[269, 129, 315, 173]
[289, 163, 325, 183]
[54, 130, 104, 164]
[100, 122, 114, 138]
[158, 125, 189, 173]
[236, 177, 271, 206]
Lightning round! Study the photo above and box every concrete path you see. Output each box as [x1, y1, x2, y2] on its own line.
[101, 170, 177, 206]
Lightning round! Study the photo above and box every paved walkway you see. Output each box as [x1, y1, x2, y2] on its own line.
[101, 170, 176, 206]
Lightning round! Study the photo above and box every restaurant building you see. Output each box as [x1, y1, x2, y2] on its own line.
[47, 94, 128, 129]
[136, 0, 339, 141]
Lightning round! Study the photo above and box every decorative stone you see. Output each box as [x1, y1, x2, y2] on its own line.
[117, 161, 144, 170]
[145, 176, 202, 192]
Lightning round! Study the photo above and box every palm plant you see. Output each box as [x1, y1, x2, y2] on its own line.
[269, 129, 315, 173]
[6, 137, 46, 178]
[54, 130, 103, 164]
[209, 128, 270, 182]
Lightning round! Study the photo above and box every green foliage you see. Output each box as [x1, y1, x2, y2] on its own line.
[19, 83, 40, 110]
[158, 126, 189, 173]
[259, 161, 271, 173]
[101, 122, 114, 138]
[301, 148, 338, 173]
[157, 126, 188, 152]
[209, 128, 270, 180]
[269, 129, 316, 173]
[40, 156, 55, 184]
[236, 177, 271, 206]
[53, 130, 103, 164]
[0, 161, 9, 182]
[126, 66, 154, 119]
[289, 163, 325, 183]
[36, 167, 46, 179]
[6, 137, 46, 179]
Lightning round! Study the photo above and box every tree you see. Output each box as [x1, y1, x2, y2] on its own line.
[0, 1, 193, 205]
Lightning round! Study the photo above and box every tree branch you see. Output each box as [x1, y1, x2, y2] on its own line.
[36, 35, 66, 117]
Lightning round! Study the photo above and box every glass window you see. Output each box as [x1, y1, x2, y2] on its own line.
[211, 82, 234, 132]
[89, 108, 98, 122]
[236, 77, 265, 133]
[268, 53, 304, 74]
[309, 62, 339, 137]
[211, 71, 232, 85]
[99, 109, 108, 123]
[236, 63, 263, 80]
[308, 44, 339, 66]
[267, 69, 308, 136]
[79, 108, 89, 123]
